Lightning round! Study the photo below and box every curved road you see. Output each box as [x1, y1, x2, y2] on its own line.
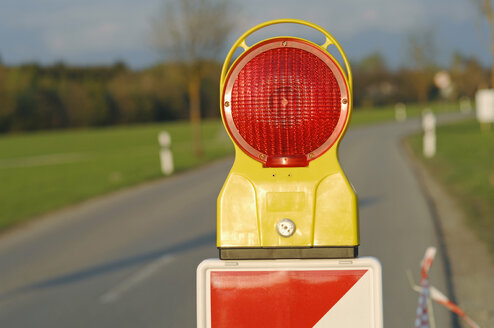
[0, 116, 462, 327]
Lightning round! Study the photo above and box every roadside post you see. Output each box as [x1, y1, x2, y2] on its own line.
[475, 89, 494, 132]
[422, 110, 436, 158]
[158, 131, 174, 175]
[197, 19, 383, 327]
[395, 102, 407, 122]
[459, 96, 472, 114]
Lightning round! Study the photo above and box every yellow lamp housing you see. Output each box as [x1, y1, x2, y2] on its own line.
[218, 19, 358, 260]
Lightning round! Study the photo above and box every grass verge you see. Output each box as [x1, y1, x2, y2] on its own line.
[406, 119, 494, 256]
[0, 120, 233, 230]
[351, 102, 457, 126]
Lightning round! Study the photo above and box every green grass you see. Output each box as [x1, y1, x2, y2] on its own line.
[0, 120, 233, 230]
[406, 120, 494, 255]
[351, 102, 457, 126]
[0, 101, 460, 231]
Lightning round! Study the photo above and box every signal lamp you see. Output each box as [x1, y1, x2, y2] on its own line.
[218, 19, 358, 260]
[223, 37, 349, 167]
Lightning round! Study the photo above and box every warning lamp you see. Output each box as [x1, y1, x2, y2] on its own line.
[218, 19, 358, 260]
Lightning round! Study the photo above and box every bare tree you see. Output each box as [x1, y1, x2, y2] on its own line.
[152, 0, 234, 157]
[472, 0, 494, 185]
[407, 29, 436, 104]
[472, 0, 494, 88]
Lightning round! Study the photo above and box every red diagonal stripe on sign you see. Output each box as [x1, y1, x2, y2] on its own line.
[210, 269, 367, 328]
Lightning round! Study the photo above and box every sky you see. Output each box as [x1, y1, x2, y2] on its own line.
[0, 0, 490, 69]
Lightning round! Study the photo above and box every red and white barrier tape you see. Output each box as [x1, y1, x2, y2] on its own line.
[413, 247, 480, 328]
[415, 247, 436, 328]
[412, 284, 480, 328]
[420, 247, 436, 279]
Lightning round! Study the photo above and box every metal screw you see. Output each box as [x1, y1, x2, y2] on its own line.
[282, 41, 287, 47]
[224, 101, 230, 107]
[309, 153, 314, 158]
[342, 98, 348, 105]
[277, 218, 296, 237]
[259, 154, 265, 160]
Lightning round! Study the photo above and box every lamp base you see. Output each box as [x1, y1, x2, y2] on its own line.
[219, 246, 358, 260]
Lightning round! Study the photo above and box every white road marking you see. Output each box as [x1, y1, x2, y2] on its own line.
[100, 255, 175, 304]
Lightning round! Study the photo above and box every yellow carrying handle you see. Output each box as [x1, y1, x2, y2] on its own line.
[220, 18, 353, 92]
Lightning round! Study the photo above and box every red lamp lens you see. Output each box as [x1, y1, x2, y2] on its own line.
[225, 39, 347, 166]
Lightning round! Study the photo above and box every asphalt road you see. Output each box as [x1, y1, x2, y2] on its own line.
[0, 115, 464, 327]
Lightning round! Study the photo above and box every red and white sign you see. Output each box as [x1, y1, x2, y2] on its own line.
[197, 258, 382, 328]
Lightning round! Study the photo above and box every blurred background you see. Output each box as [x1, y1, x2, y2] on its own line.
[0, 0, 493, 327]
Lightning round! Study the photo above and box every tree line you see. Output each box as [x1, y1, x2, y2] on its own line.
[0, 52, 490, 134]
[353, 52, 490, 108]
[0, 60, 221, 133]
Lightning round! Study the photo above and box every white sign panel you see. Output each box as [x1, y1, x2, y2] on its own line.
[197, 257, 383, 328]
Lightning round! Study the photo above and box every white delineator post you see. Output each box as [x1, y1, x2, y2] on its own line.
[422, 110, 436, 158]
[395, 103, 407, 122]
[158, 131, 174, 175]
[459, 96, 472, 114]
[475, 89, 494, 132]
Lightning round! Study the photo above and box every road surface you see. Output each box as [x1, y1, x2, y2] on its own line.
[0, 116, 462, 327]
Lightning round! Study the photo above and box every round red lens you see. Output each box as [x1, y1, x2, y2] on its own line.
[224, 39, 347, 166]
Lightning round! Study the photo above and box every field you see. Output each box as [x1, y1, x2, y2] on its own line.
[350, 101, 457, 126]
[406, 120, 494, 255]
[0, 120, 233, 230]
[0, 102, 459, 230]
